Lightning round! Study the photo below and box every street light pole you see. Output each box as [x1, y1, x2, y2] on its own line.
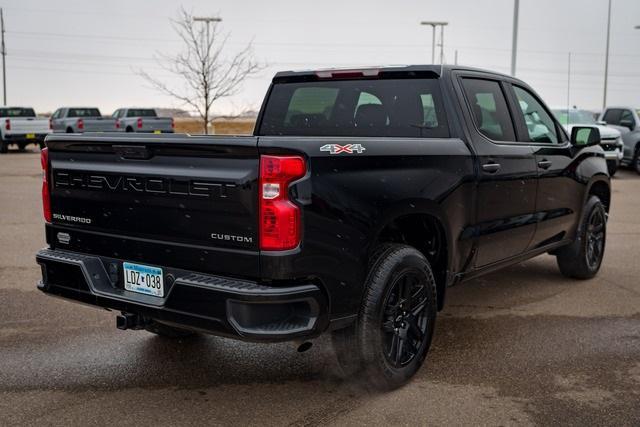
[420, 21, 448, 64]
[1, 8, 6, 105]
[510, 0, 519, 76]
[603, 0, 612, 111]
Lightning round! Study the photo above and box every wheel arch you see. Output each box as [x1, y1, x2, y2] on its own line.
[368, 200, 453, 311]
[585, 176, 611, 213]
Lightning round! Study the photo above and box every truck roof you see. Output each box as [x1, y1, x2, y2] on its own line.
[272, 64, 513, 82]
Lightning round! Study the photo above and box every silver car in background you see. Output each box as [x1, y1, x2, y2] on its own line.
[111, 108, 174, 133]
[553, 107, 624, 176]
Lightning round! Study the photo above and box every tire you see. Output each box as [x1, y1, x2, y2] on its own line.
[606, 161, 618, 177]
[0, 140, 7, 154]
[633, 146, 640, 175]
[332, 244, 437, 390]
[145, 321, 196, 339]
[556, 195, 606, 279]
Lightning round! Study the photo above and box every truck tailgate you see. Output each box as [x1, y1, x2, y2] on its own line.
[7, 117, 49, 134]
[84, 118, 118, 132]
[46, 134, 260, 278]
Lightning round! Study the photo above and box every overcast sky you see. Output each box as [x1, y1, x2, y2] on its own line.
[3, 0, 640, 115]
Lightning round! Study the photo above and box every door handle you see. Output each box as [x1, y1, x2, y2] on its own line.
[537, 159, 552, 169]
[482, 162, 501, 173]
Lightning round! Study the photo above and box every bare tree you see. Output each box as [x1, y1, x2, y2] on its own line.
[139, 8, 262, 134]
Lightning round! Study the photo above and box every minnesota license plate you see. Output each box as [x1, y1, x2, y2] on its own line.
[153, 130, 161, 134]
[123, 262, 164, 297]
[26, 133, 35, 139]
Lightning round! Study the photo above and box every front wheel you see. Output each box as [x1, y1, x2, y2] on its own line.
[332, 244, 437, 390]
[633, 146, 640, 175]
[556, 196, 606, 279]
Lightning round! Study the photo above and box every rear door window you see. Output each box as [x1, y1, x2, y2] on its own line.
[259, 78, 449, 138]
[620, 110, 636, 128]
[461, 78, 516, 142]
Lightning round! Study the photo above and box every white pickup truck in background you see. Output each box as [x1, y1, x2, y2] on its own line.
[111, 108, 174, 133]
[0, 106, 51, 153]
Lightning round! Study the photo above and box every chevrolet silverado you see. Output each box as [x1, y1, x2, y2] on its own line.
[36, 65, 610, 389]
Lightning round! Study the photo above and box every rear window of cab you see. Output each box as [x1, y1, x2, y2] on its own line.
[259, 79, 449, 138]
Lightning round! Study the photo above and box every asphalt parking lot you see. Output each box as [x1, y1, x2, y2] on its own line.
[0, 148, 639, 426]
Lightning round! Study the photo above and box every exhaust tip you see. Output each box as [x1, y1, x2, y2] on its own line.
[297, 341, 313, 353]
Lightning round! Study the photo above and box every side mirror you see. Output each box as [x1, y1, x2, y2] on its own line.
[596, 120, 607, 126]
[619, 119, 635, 130]
[571, 126, 600, 147]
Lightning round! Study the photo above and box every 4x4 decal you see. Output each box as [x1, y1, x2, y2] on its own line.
[320, 144, 366, 154]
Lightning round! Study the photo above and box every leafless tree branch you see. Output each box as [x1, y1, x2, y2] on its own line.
[137, 7, 263, 134]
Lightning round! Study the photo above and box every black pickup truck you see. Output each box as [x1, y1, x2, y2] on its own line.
[37, 65, 610, 389]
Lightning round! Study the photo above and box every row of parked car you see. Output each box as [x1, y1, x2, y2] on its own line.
[2, 104, 639, 176]
[0, 107, 174, 153]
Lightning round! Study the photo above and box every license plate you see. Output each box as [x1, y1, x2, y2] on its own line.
[123, 262, 164, 297]
[153, 130, 161, 134]
[26, 133, 35, 139]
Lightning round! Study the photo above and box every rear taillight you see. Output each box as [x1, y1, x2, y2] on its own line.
[170, 118, 175, 129]
[41, 148, 52, 223]
[77, 119, 84, 130]
[259, 155, 306, 251]
[115, 119, 121, 129]
[137, 118, 143, 129]
[5, 119, 10, 130]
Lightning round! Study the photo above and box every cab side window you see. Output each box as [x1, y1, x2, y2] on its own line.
[461, 78, 516, 142]
[51, 109, 60, 120]
[512, 86, 558, 144]
[602, 109, 622, 125]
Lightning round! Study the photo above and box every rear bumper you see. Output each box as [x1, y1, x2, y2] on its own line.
[4, 133, 49, 143]
[36, 248, 328, 342]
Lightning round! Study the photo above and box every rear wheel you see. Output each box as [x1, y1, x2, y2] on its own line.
[145, 321, 196, 339]
[0, 140, 7, 154]
[332, 244, 437, 390]
[556, 195, 606, 279]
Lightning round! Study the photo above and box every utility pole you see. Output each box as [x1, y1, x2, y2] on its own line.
[420, 21, 448, 64]
[603, 0, 612, 111]
[510, 0, 519, 76]
[1, 8, 6, 105]
[193, 16, 222, 41]
[567, 52, 572, 114]
[439, 24, 445, 64]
